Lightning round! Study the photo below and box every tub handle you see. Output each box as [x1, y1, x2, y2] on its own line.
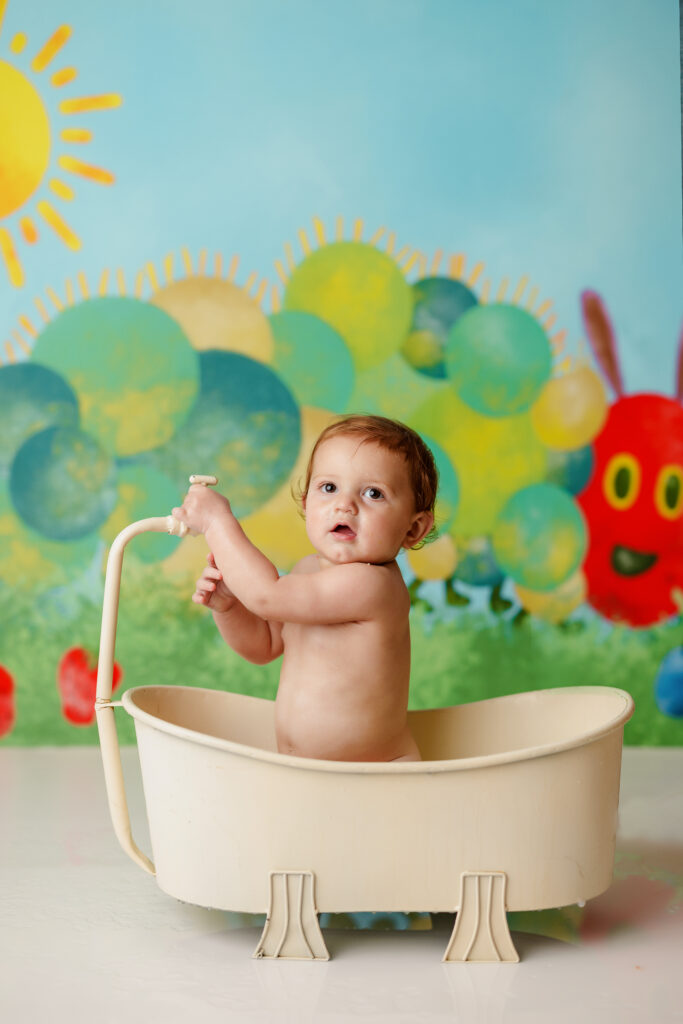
[95, 475, 217, 876]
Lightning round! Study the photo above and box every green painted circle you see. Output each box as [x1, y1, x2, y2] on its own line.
[31, 297, 199, 457]
[102, 464, 181, 562]
[10, 426, 118, 541]
[151, 350, 301, 518]
[492, 483, 587, 591]
[269, 310, 354, 410]
[420, 434, 459, 534]
[283, 242, 413, 371]
[0, 362, 79, 476]
[402, 277, 478, 379]
[445, 303, 552, 417]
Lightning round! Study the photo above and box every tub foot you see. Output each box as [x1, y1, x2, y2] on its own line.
[253, 870, 329, 961]
[443, 871, 519, 963]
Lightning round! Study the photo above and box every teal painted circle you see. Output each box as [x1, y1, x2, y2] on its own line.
[269, 310, 354, 410]
[31, 297, 199, 457]
[545, 445, 594, 495]
[104, 464, 181, 562]
[153, 350, 301, 518]
[402, 277, 478, 379]
[454, 536, 504, 587]
[0, 362, 79, 476]
[492, 483, 587, 591]
[445, 304, 552, 417]
[10, 425, 118, 541]
[420, 434, 459, 534]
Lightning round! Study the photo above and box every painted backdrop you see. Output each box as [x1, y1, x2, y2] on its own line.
[0, 0, 681, 746]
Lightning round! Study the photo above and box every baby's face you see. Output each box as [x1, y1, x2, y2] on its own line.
[304, 435, 427, 567]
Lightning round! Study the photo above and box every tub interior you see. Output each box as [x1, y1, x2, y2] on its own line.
[126, 685, 632, 764]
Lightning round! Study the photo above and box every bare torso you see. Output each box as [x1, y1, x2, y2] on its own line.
[274, 555, 420, 761]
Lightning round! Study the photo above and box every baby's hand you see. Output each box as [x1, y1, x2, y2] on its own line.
[173, 484, 231, 536]
[192, 553, 236, 613]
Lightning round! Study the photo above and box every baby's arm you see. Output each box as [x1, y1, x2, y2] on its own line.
[194, 553, 283, 664]
[174, 486, 390, 625]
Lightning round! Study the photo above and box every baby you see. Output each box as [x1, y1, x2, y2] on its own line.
[173, 415, 438, 763]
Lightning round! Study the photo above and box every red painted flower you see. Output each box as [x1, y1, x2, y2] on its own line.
[57, 647, 122, 726]
[0, 666, 16, 738]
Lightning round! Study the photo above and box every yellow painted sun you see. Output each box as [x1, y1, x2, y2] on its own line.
[0, 0, 121, 288]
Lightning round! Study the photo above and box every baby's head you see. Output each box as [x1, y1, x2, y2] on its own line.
[299, 415, 439, 563]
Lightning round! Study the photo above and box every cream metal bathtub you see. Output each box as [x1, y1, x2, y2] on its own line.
[96, 511, 634, 963]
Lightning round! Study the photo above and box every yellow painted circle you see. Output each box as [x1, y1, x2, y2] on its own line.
[655, 464, 683, 520]
[603, 453, 640, 510]
[407, 533, 458, 581]
[515, 569, 587, 623]
[0, 62, 50, 217]
[531, 366, 608, 450]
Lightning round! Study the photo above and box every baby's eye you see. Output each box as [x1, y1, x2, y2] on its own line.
[364, 487, 384, 500]
[321, 482, 336, 493]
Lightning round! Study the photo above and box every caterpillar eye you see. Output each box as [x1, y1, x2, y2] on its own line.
[655, 465, 683, 520]
[603, 453, 640, 510]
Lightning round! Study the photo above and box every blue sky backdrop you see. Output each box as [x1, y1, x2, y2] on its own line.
[1, 0, 681, 393]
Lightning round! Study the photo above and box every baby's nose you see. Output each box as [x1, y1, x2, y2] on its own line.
[336, 493, 357, 513]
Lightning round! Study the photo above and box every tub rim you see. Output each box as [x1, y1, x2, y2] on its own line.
[121, 684, 635, 775]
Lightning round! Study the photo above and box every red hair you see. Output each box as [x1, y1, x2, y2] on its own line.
[297, 414, 439, 545]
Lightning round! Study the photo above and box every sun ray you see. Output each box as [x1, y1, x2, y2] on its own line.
[49, 179, 75, 201]
[46, 287, 63, 311]
[352, 219, 363, 241]
[467, 261, 485, 287]
[10, 32, 27, 53]
[274, 259, 288, 286]
[449, 253, 465, 279]
[402, 251, 422, 275]
[19, 315, 37, 337]
[37, 201, 80, 249]
[254, 278, 268, 305]
[0, 228, 25, 287]
[270, 285, 281, 312]
[312, 217, 326, 246]
[430, 250, 443, 274]
[395, 245, 410, 263]
[61, 128, 92, 143]
[197, 249, 207, 275]
[417, 253, 427, 277]
[13, 330, 31, 355]
[525, 285, 539, 310]
[20, 217, 38, 244]
[134, 270, 145, 297]
[65, 278, 74, 305]
[284, 242, 295, 271]
[51, 67, 77, 87]
[496, 277, 509, 302]
[227, 254, 239, 282]
[4, 342, 15, 364]
[116, 269, 125, 295]
[335, 216, 344, 240]
[369, 226, 386, 246]
[181, 247, 192, 275]
[244, 270, 258, 293]
[77, 271, 89, 298]
[386, 232, 396, 255]
[98, 269, 109, 295]
[164, 253, 174, 283]
[146, 261, 159, 291]
[543, 313, 558, 331]
[298, 229, 311, 256]
[32, 25, 71, 72]
[34, 297, 50, 322]
[58, 155, 114, 185]
[213, 253, 222, 277]
[511, 275, 529, 303]
[480, 279, 492, 304]
[60, 93, 122, 115]
[552, 329, 567, 351]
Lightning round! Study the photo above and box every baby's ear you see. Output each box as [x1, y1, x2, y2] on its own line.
[403, 511, 434, 549]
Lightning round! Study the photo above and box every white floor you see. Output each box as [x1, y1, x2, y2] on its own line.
[1, 746, 681, 1023]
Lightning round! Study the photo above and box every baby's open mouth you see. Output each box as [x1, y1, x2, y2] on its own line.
[332, 524, 356, 539]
